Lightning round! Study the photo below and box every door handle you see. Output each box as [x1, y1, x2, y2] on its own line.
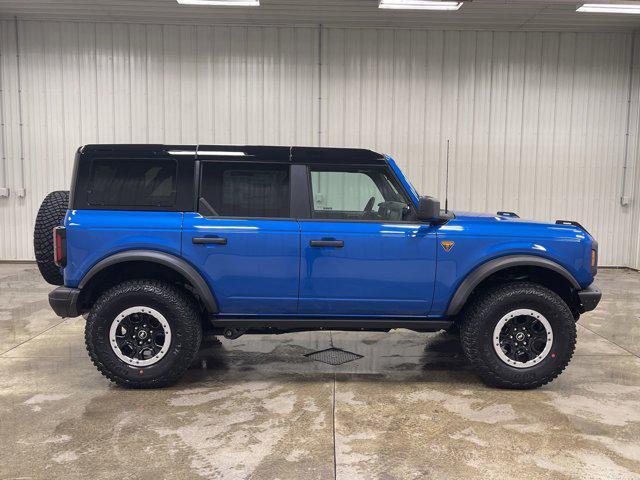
[310, 239, 344, 248]
[192, 237, 227, 245]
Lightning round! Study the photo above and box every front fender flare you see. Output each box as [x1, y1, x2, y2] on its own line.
[78, 250, 218, 313]
[445, 254, 580, 316]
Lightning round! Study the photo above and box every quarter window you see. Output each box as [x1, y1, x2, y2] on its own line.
[310, 166, 410, 221]
[87, 159, 177, 207]
[199, 162, 290, 218]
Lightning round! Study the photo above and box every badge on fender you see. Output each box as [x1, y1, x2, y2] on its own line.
[441, 240, 455, 252]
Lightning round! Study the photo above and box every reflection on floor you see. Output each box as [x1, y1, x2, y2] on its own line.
[1, 264, 639, 479]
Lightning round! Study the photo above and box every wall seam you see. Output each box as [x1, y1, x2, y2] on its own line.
[0, 21, 8, 190]
[621, 32, 636, 205]
[14, 17, 25, 190]
[318, 24, 322, 147]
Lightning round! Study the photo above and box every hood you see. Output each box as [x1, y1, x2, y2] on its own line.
[452, 211, 538, 222]
[447, 210, 590, 238]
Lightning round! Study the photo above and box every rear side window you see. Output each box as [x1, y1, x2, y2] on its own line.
[199, 162, 290, 218]
[87, 159, 177, 207]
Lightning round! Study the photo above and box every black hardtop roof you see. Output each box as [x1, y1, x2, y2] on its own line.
[79, 144, 386, 164]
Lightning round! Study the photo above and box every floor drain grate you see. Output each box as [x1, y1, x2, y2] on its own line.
[305, 347, 363, 365]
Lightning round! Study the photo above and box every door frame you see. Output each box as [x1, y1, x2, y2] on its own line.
[294, 161, 437, 316]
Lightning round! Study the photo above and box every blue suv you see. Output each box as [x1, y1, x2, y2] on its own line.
[34, 144, 601, 389]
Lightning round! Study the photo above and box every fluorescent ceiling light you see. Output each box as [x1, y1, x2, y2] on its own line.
[577, 3, 640, 14]
[168, 150, 196, 155]
[379, 0, 462, 10]
[177, 0, 259, 6]
[198, 151, 247, 156]
[169, 150, 247, 156]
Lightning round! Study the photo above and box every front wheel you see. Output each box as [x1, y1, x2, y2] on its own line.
[460, 282, 576, 389]
[85, 280, 202, 388]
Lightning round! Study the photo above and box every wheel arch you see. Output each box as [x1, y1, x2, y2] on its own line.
[446, 255, 580, 316]
[78, 250, 218, 313]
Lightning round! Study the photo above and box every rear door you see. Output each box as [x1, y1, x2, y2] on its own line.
[298, 163, 437, 316]
[181, 154, 299, 315]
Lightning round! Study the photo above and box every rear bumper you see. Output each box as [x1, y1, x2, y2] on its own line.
[49, 286, 81, 318]
[578, 284, 601, 313]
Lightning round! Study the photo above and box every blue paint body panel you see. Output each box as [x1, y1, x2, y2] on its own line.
[430, 211, 594, 314]
[299, 221, 437, 315]
[181, 213, 300, 314]
[64, 210, 184, 287]
[61, 148, 597, 320]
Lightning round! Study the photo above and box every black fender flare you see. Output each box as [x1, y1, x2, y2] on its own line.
[445, 254, 581, 316]
[78, 250, 218, 313]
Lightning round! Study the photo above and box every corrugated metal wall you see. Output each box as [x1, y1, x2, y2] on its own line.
[320, 28, 638, 267]
[0, 20, 319, 260]
[0, 19, 638, 266]
[628, 37, 640, 270]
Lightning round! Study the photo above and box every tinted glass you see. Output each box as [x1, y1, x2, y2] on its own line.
[87, 159, 177, 207]
[310, 166, 409, 221]
[199, 162, 290, 218]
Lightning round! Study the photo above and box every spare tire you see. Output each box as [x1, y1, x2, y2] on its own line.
[34, 190, 70, 285]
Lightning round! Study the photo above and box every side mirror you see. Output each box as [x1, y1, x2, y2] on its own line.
[417, 196, 441, 222]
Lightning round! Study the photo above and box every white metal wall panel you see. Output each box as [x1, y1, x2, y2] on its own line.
[628, 34, 640, 270]
[1, 19, 640, 266]
[0, 20, 318, 260]
[0, 20, 21, 261]
[320, 28, 637, 266]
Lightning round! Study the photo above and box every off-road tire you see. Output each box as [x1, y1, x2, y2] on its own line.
[460, 282, 576, 389]
[85, 280, 202, 388]
[445, 322, 460, 335]
[33, 190, 69, 285]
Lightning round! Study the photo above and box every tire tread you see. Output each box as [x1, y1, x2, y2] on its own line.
[460, 281, 576, 389]
[85, 279, 202, 389]
[33, 190, 69, 285]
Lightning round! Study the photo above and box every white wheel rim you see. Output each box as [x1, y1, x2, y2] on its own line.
[492, 308, 553, 368]
[109, 306, 172, 367]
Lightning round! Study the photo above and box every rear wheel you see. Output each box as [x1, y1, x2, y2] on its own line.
[85, 280, 202, 388]
[460, 282, 576, 389]
[33, 190, 69, 285]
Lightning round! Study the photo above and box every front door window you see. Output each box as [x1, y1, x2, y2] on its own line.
[310, 166, 410, 221]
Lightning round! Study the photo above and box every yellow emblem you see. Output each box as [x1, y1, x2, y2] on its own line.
[441, 240, 455, 252]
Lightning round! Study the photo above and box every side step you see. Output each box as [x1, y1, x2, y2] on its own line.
[209, 317, 452, 332]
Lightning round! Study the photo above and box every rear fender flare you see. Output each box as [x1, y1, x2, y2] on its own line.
[445, 254, 580, 316]
[78, 250, 218, 313]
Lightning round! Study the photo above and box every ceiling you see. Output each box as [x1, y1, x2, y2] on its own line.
[1, 0, 640, 31]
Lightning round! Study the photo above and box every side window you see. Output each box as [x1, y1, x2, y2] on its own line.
[199, 162, 290, 218]
[310, 166, 410, 221]
[87, 159, 177, 207]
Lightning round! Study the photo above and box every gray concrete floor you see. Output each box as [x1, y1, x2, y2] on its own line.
[0, 264, 639, 479]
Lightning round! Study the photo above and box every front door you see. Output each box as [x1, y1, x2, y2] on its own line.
[181, 160, 299, 315]
[299, 164, 437, 316]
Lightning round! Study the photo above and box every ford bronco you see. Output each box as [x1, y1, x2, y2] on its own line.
[34, 145, 601, 389]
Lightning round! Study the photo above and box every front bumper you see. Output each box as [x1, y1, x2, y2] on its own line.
[49, 286, 81, 318]
[578, 284, 601, 313]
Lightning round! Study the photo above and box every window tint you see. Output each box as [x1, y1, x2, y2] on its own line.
[87, 159, 177, 207]
[310, 166, 410, 221]
[199, 162, 290, 218]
